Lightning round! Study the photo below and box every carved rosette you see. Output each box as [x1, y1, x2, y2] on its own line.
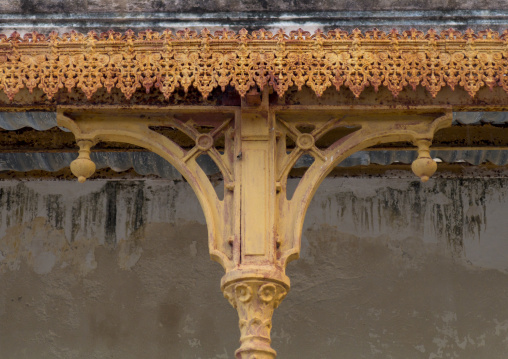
[223, 280, 288, 359]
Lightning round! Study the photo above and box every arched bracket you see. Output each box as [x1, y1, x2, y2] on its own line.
[57, 104, 452, 359]
[277, 110, 453, 267]
[56, 109, 236, 271]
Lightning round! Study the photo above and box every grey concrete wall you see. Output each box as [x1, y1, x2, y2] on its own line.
[1, 175, 508, 358]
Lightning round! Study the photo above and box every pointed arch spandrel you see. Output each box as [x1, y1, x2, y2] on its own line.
[57, 109, 235, 270]
[278, 111, 453, 267]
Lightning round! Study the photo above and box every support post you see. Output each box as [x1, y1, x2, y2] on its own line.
[58, 102, 452, 358]
[221, 89, 289, 358]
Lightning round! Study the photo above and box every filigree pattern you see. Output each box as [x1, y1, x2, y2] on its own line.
[1, 28, 508, 100]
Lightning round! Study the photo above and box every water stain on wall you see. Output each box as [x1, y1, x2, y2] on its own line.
[307, 178, 505, 260]
[1, 177, 508, 358]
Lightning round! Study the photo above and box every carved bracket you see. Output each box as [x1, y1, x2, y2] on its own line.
[278, 110, 453, 266]
[58, 101, 452, 358]
[57, 108, 236, 271]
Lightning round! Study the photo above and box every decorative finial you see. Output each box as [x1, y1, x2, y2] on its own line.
[411, 139, 437, 182]
[70, 140, 96, 183]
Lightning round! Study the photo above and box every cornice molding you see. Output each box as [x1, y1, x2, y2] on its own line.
[1, 10, 508, 32]
[1, 28, 508, 100]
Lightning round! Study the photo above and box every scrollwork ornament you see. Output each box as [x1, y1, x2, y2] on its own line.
[2, 52, 25, 101]
[78, 52, 108, 99]
[0, 28, 507, 100]
[231, 39, 255, 96]
[155, 47, 177, 99]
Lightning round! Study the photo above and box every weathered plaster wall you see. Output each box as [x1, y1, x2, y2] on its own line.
[0, 0, 505, 13]
[1, 0, 506, 34]
[1, 175, 508, 358]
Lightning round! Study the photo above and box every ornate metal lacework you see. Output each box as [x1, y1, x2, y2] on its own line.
[1, 28, 507, 100]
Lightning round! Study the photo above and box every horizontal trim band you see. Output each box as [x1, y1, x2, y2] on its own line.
[1, 10, 508, 20]
[0, 28, 507, 101]
[0, 10, 508, 32]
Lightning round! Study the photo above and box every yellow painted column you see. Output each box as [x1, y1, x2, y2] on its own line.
[222, 92, 289, 359]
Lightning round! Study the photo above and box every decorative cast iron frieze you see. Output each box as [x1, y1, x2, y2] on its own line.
[0, 28, 507, 101]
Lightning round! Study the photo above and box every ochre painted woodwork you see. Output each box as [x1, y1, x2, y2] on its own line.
[56, 86, 452, 356]
[0, 28, 508, 101]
